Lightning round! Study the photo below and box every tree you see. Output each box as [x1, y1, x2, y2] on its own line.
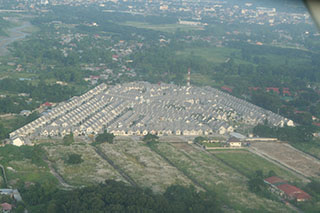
[142, 133, 159, 143]
[94, 130, 115, 144]
[63, 133, 74, 145]
[64, 153, 83, 165]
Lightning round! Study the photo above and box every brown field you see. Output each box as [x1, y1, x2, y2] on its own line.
[43, 143, 126, 186]
[251, 142, 320, 179]
[98, 139, 193, 193]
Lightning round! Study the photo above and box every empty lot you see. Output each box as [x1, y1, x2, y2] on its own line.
[251, 142, 320, 179]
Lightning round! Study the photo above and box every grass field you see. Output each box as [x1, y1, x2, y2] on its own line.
[5, 160, 58, 187]
[121, 21, 204, 33]
[291, 140, 320, 160]
[152, 142, 290, 212]
[175, 46, 253, 65]
[212, 150, 302, 182]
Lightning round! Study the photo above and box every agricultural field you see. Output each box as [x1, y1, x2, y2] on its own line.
[121, 21, 204, 33]
[152, 142, 290, 212]
[212, 150, 303, 182]
[251, 142, 320, 179]
[43, 143, 126, 186]
[98, 138, 193, 193]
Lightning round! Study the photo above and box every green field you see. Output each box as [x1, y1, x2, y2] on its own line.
[176, 47, 241, 64]
[6, 160, 58, 186]
[212, 150, 302, 182]
[121, 21, 204, 33]
[291, 140, 320, 160]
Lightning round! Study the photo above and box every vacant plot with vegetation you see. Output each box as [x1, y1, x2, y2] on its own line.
[5, 160, 57, 187]
[152, 142, 290, 212]
[212, 150, 303, 182]
[0, 145, 57, 188]
[98, 138, 193, 192]
[43, 143, 126, 186]
[251, 142, 320, 179]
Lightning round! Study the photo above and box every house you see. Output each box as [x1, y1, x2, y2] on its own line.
[11, 137, 24, 147]
[19, 110, 31, 116]
[227, 137, 242, 147]
[0, 203, 12, 213]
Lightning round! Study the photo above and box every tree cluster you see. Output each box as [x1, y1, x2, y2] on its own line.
[64, 153, 83, 165]
[19, 180, 221, 213]
[94, 131, 115, 145]
[253, 124, 316, 143]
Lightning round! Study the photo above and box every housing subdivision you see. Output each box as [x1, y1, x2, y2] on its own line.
[9, 82, 294, 146]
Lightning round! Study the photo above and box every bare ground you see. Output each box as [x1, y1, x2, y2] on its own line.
[250, 142, 320, 180]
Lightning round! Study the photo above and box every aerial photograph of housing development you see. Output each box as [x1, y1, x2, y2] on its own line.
[0, 0, 320, 212]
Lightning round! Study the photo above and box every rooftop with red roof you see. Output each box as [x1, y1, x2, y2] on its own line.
[1, 203, 12, 211]
[277, 184, 311, 201]
[221, 86, 232, 93]
[264, 176, 287, 185]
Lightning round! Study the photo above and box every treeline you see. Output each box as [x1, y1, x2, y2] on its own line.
[253, 124, 317, 143]
[0, 79, 76, 103]
[19, 180, 221, 213]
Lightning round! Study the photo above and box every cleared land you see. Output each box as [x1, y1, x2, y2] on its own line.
[251, 142, 320, 179]
[121, 21, 204, 33]
[152, 142, 290, 212]
[43, 143, 126, 186]
[98, 138, 193, 193]
[212, 150, 303, 182]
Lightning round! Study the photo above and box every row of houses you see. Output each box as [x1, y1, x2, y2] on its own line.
[9, 82, 294, 145]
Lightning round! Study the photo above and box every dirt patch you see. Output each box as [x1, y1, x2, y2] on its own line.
[171, 143, 194, 152]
